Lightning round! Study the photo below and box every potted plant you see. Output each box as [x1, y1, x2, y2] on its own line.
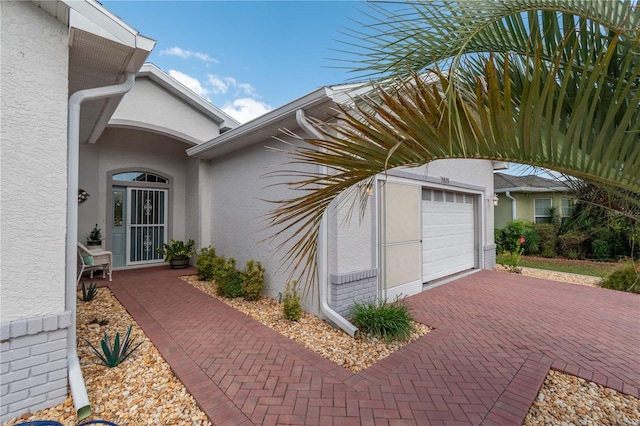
[157, 239, 196, 269]
[87, 224, 103, 247]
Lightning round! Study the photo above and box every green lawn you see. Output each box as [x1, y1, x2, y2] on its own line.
[517, 256, 623, 277]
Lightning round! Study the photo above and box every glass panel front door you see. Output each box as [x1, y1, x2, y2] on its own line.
[127, 188, 167, 265]
[112, 187, 126, 267]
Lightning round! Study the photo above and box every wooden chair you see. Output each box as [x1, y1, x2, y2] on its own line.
[77, 242, 113, 284]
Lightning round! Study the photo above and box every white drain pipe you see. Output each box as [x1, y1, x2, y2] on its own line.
[295, 109, 358, 337]
[66, 73, 136, 420]
[506, 191, 517, 221]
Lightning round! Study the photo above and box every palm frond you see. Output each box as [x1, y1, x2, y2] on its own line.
[268, 0, 640, 293]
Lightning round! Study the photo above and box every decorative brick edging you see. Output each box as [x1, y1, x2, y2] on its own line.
[481, 354, 553, 426]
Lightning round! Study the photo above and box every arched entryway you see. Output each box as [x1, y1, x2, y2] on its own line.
[108, 169, 172, 267]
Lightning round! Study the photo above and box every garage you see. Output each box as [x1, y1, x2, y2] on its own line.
[422, 188, 476, 282]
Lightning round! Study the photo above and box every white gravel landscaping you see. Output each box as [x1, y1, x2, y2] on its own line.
[4, 269, 637, 425]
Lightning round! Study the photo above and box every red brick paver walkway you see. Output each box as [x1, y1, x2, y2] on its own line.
[108, 268, 639, 425]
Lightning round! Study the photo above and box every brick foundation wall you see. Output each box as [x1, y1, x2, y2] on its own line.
[484, 244, 497, 269]
[330, 269, 378, 318]
[1, 311, 71, 422]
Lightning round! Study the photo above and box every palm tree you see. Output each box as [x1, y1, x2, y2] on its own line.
[267, 0, 640, 289]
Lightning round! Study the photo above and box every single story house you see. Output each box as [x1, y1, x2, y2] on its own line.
[494, 172, 573, 229]
[1, 0, 500, 421]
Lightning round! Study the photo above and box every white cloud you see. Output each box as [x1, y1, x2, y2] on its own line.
[207, 75, 234, 95]
[207, 75, 258, 98]
[222, 98, 272, 123]
[238, 83, 257, 97]
[160, 47, 217, 63]
[168, 70, 209, 98]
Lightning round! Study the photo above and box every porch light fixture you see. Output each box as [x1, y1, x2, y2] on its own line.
[491, 193, 499, 206]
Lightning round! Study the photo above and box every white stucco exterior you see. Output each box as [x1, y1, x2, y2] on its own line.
[78, 71, 235, 262]
[1, 1, 69, 322]
[109, 77, 221, 145]
[198, 112, 497, 316]
[79, 128, 198, 254]
[206, 136, 323, 311]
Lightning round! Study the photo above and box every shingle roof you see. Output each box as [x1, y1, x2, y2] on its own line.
[494, 172, 568, 192]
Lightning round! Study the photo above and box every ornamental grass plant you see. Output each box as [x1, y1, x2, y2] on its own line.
[350, 297, 415, 342]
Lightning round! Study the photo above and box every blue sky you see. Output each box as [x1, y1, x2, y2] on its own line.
[101, 1, 369, 123]
[100, 1, 546, 177]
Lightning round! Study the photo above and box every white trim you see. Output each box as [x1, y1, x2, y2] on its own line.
[136, 64, 239, 127]
[108, 118, 202, 146]
[495, 186, 568, 193]
[187, 82, 373, 159]
[534, 197, 553, 223]
[386, 279, 423, 301]
[187, 87, 332, 158]
[64, 0, 155, 51]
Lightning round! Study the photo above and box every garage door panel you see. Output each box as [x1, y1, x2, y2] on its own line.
[422, 192, 476, 282]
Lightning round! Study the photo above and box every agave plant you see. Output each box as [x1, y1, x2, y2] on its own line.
[85, 325, 142, 368]
[267, 0, 640, 294]
[78, 281, 98, 302]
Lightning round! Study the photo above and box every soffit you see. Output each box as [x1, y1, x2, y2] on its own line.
[32, 0, 154, 144]
[69, 28, 136, 143]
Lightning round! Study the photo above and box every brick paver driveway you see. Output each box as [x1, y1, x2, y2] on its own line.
[109, 268, 639, 425]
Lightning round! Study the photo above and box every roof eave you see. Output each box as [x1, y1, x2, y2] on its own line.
[187, 86, 334, 159]
[495, 186, 569, 193]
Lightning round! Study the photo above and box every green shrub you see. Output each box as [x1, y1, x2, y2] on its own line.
[79, 282, 99, 302]
[534, 223, 557, 257]
[241, 260, 265, 301]
[282, 280, 302, 321]
[84, 325, 142, 368]
[557, 230, 589, 258]
[567, 249, 581, 260]
[196, 246, 217, 281]
[521, 227, 541, 255]
[495, 220, 535, 253]
[350, 297, 415, 342]
[497, 236, 525, 273]
[591, 238, 612, 261]
[215, 257, 243, 298]
[601, 262, 639, 294]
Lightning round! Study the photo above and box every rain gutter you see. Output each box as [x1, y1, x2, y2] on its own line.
[66, 73, 136, 420]
[506, 191, 517, 221]
[295, 109, 358, 337]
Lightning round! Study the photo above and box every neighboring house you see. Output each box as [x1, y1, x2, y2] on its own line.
[2, 0, 499, 421]
[494, 172, 573, 229]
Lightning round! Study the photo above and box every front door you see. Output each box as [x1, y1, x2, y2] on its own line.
[127, 188, 168, 265]
[112, 186, 126, 267]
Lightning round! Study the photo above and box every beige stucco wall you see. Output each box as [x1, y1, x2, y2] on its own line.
[1, 1, 69, 321]
[495, 191, 571, 228]
[109, 78, 220, 145]
[79, 128, 198, 256]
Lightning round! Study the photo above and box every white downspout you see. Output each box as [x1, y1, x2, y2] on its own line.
[66, 73, 136, 420]
[506, 191, 517, 221]
[295, 109, 358, 337]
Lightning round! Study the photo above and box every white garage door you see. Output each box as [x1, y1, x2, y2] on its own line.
[422, 189, 476, 282]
